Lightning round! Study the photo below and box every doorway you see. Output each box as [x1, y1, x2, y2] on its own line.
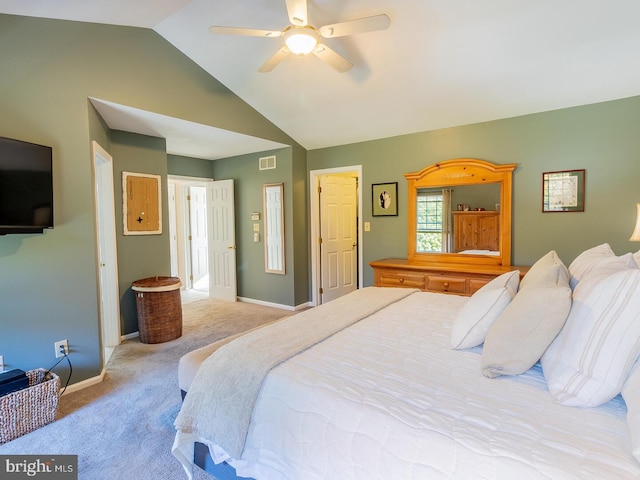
[310, 166, 363, 306]
[168, 176, 212, 294]
[168, 176, 237, 301]
[92, 141, 121, 367]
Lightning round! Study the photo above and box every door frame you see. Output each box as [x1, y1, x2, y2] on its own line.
[309, 165, 363, 306]
[167, 175, 213, 291]
[91, 141, 121, 367]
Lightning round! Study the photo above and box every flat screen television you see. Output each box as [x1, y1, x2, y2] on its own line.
[0, 136, 53, 235]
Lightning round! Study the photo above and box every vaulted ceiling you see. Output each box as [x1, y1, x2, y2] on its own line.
[3, 0, 640, 156]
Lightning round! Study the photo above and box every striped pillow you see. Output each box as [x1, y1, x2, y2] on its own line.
[622, 361, 640, 462]
[568, 243, 637, 290]
[541, 267, 640, 407]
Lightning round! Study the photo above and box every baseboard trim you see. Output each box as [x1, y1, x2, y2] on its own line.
[237, 297, 311, 312]
[61, 369, 105, 396]
[121, 331, 139, 341]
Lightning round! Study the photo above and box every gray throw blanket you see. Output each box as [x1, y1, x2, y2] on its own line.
[173, 287, 417, 474]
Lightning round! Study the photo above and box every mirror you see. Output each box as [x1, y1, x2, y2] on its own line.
[263, 183, 285, 274]
[406, 159, 516, 267]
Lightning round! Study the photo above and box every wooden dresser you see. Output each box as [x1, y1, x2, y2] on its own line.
[370, 258, 528, 296]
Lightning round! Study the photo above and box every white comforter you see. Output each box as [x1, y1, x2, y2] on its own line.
[222, 291, 638, 480]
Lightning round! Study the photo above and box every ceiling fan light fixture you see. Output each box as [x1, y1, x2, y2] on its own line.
[284, 26, 318, 55]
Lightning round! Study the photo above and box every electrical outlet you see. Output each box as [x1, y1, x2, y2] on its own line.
[54, 339, 69, 358]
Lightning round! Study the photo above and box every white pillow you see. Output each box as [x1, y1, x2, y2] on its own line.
[567, 243, 621, 289]
[481, 283, 572, 378]
[622, 360, 640, 463]
[519, 250, 569, 290]
[634, 249, 640, 268]
[541, 268, 640, 407]
[450, 270, 520, 350]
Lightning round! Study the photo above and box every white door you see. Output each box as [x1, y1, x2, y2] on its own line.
[207, 179, 237, 302]
[168, 183, 179, 277]
[92, 141, 121, 366]
[320, 175, 358, 303]
[189, 185, 209, 290]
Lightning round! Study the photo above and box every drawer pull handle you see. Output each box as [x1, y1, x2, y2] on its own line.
[399, 278, 404, 283]
[443, 282, 449, 288]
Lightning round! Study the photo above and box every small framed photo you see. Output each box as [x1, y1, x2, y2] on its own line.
[372, 182, 398, 216]
[542, 169, 585, 212]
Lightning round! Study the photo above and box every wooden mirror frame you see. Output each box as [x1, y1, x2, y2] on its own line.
[405, 158, 516, 267]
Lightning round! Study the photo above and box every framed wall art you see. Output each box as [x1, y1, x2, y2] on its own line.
[123, 171, 162, 235]
[372, 182, 398, 216]
[542, 169, 585, 212]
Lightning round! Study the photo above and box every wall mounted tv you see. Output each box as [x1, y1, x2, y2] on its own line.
[0, 136, 53, 235]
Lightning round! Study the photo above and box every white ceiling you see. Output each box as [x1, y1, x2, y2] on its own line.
[4, 0, 640, 156]
[89, 98, 287, 160]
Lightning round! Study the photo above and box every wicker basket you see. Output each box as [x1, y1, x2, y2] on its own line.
[0, 369, 60, 444]
[132, 276, 183, 344]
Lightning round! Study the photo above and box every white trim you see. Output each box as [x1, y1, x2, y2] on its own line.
[309, 166, 363, 307]
[168, 175, 214, 184]
[237, 296, 311, 312]
[60, 370, 106, 397]
[121, 331, 139, 341]
[92, 141, 121, 369]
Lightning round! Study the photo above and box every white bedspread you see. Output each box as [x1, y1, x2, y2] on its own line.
[173, 287, 417, 478]
[223, 291, 639, 480]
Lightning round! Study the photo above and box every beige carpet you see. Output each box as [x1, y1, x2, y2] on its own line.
[0, 296, 291, 480]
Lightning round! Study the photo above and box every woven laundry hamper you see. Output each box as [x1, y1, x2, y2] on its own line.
[0, 369, 60, 444]
[132, 276, 183, 344]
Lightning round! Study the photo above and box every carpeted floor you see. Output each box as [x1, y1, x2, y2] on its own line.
[0, 295, 291, 480]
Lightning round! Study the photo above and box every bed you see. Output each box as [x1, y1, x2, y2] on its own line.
[173, 244, 640, 480]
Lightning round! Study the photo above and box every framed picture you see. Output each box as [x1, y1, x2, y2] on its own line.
[542, 169, 585, 212]
[122, 171, 162, 235]
[372, 182, 398, 216]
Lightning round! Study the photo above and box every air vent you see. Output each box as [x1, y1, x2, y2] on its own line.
[259, 155, 276, 170]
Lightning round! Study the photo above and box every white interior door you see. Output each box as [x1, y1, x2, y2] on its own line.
[92, 141, 121, 367]
[320, 175, 358, 303]
[189, 185, 209, 290]
[207, 179, 237, 302]
[168, 183, 179, 277]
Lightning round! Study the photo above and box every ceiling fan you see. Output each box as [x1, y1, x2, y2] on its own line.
[209, 0, 390, 73]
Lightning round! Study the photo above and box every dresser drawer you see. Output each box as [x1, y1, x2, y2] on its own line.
[378, 271, 426, 289]
[469, 278, 491, 295]
[426, 275, 467, 294]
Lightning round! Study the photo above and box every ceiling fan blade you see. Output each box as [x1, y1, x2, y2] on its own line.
[312, 43, 352, 73]
[285, 0, 308, 26]
[319, 14, 390, 38]
[209, 26, 282, 38]
[258, 46, 291, 73]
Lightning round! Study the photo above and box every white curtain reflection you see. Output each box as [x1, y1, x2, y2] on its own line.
[441, 188, 453, 253]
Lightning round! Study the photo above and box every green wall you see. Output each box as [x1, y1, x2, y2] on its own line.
[0, 14, 299, 384]
[168, 154, 215, 179]
[3, 11, 640, 388]
[111, 132, 172, 335]
[308, 96, 640, 286]
[213, 147, 309, 307]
